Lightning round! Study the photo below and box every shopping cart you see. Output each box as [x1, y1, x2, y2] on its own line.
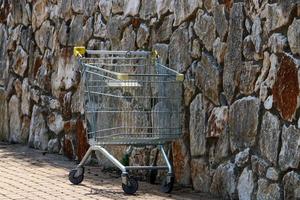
[69, 47, 183, 194]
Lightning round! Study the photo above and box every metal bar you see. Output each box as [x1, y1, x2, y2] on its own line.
[86, 80, 180, 83]
[94, 133, 181, 139]
[85, 63, 120, 77]
[156, 62, 180, 75]
[127, 74, 176, 77]
[86, 50, 150, 56]
[85, 70, 117, 81]
[81, 56, 147, 60]
[88, 126, 180, 133]
[89, 130, 181, 137]
[91, 140, 174, 145]
[85, 63, 145, 67]
[86, 110, 180, 114]
[125, 166, 168, 170]
[78, 147, 94, 167]
[93, 146, 126, 172]
[160, 145, 172, 174]
[89, 126, 124, 132]
[85, 91, 179, 99]
[93, 128, 180, 132]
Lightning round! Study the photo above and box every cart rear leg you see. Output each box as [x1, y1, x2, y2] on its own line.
[78, 146, 94, 167]
[93, 146, 139, 194]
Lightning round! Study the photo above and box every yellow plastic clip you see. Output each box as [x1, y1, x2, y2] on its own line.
[73, 46, 86, 57]
[152, 50, 159, 59]
[176, 73, 184, 82]
[117, 73, 129, 80]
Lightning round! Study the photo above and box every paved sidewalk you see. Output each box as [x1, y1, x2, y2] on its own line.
[0, 144, 219, 200]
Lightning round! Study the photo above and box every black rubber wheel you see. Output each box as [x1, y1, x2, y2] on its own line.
[149, 169, 158, 184]
[160, 176, 174, 193]
[69, 167, 84, 185]
[122, 177, 139, 195]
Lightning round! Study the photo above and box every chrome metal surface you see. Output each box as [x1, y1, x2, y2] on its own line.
[75, 50, 182, 184]
[79, 50, 183, 145]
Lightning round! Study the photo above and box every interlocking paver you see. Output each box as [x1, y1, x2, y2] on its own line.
[0, 144, 220, 200]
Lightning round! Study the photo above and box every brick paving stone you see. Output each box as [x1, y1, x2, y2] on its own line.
[0, 144, 220, 200]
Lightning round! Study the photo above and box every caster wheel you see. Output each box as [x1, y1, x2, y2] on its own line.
[69, 167, 84, 185]
[160, 175, 174, 193]
[149, 169, 157, 184]
[122, 177, 138, 195]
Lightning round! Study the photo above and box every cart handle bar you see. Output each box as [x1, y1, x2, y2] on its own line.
[74, 46, 150, 57]
[74, 47, 184, 82]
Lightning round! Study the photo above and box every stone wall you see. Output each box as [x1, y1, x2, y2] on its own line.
[0, 0, 300, 199]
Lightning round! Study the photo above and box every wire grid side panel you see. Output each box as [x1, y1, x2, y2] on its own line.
[81, 53, 182, 145]
[152, 63, 182, 140]
[82, 52, 149, 74]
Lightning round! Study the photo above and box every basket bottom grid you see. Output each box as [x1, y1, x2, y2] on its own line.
[89, 133, 181, 145]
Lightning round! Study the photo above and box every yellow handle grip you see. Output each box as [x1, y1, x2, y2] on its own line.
[74, 46, 86, 57]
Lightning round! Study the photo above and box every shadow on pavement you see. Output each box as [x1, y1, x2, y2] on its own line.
[0, 143, 220, 200]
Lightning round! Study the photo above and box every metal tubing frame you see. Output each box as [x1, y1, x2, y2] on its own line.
[125, 166, 168, 170]
[159, 145, 173, 174]
[72, 48, 179, 187]
[86, 49, 150, 56]
[78, 146, 126, 172]
[77, 145, 173, 174]
[82, 57, 183, 81]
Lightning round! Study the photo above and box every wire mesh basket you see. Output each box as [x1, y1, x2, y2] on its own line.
[69, 47, 184, 194]
[79, 49, 183, 145]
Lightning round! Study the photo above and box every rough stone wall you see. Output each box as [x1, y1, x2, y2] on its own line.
[0, 0, 300, 199]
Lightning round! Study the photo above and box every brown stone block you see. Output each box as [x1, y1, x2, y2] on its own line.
[272, 54, 299, 122]
[76, 119, 89, 161]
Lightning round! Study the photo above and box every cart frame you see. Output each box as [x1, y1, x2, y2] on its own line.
[69, 47, 183, 194]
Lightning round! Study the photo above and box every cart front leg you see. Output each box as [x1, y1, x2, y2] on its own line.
[78, 146, 94, 168]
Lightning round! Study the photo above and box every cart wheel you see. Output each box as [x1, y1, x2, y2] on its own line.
[69, 167, 84, 185]
[122, 177, 138, 194]
[160, 175, 174, 193]
[149, 169, 157, 184]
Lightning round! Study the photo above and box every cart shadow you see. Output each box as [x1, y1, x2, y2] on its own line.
[79, 184, 133, 200]
[0, 143, 220, 200]
[79, 183, 194, 200]
[0, 143, 76, 169]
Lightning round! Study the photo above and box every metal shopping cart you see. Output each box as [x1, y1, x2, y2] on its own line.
[69, 47, 183, 194]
